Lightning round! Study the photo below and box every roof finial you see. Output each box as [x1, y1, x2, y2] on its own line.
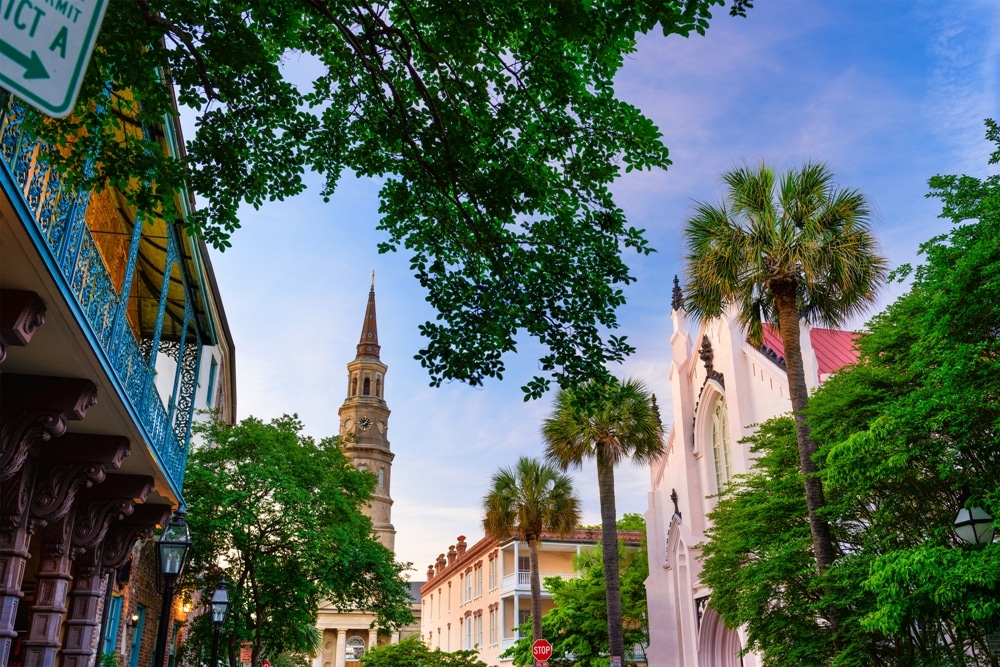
[671, 275, 684, 312]
[371, 269, 375, 289]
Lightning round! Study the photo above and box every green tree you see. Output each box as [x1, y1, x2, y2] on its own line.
[14, 0, 750, 398]
[699, 417, 839, 665]
[504, 536, 649, 667]
[699, 124, 1000, 666]
[483, 457, 581, 642]
[181, 415, 413, 667]
[542, 378, 662, 663]
[361, 636, 486, 667]
[683, 162, 888, 575]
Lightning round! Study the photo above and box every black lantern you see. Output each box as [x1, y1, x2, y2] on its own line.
[209, 579, 230, 667]
[154, 510, 192, 667]
[954, 504, 996, 545]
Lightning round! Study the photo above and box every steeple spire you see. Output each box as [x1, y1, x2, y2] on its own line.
[357, 277, 380, 359]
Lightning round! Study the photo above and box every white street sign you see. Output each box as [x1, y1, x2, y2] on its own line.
[0, 0, 110, 117]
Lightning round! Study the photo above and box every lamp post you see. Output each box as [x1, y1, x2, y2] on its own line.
[209, 579, 231, 667]
[154, 511, 192, 667]
[953, 500, 999, 657]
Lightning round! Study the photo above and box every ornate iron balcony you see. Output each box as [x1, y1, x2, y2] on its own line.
[0, 94, 202, 496]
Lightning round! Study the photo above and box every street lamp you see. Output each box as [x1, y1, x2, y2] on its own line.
[209, 579, 231, 667]
[154, 511, 192, 667]
[953, 500, 999, 656]
[954, 504, 996, 545]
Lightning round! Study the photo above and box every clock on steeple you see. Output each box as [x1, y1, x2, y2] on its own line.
[337, 274, 396, 551]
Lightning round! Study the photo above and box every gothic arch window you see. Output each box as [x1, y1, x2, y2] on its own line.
[710, 398, 732, 493]
[346, 636, 366, 661]
[363, 377, 371, 395]
[351, 375, 358, 396]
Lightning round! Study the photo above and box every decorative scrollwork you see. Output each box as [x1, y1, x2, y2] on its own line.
[172, 340, 199, 450]
[158, 340, 180, 360]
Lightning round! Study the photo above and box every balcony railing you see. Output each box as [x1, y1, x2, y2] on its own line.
[0, 95, 198, 495]
[500, 570, 572, 595]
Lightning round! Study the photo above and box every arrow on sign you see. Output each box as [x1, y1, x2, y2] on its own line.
[0, 39, 49, 80]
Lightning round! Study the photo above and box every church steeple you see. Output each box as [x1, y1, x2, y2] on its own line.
[339, 275, 395, 551]
[356, 273, 381, 359]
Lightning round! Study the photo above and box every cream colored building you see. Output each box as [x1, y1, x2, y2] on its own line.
[312, 282, 422, 667]
[421, 530, 642, 667]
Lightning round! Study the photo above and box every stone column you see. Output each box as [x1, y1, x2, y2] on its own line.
[0, 466, 34, 667]
[60, 548, 104, 667]
[0, 375, 97, 665]
[21, 515, 75, 667]
[335, 629, 347, 667]
[56, 474, 151, 667]
[368, 629, 377, 654]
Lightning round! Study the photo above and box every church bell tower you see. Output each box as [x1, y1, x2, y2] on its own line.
[338, 276, 396, 550]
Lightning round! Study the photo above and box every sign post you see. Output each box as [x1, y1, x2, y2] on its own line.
[0, 0, 110, 117]
[532, 639, 552, 667]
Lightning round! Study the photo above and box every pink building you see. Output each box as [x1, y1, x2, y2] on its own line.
[644, 281, 857, 667]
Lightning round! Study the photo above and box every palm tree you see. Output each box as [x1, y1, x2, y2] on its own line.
[483, 457, 581, 643]
[683, 160, 888, 573]
[542, 378, 663, 663]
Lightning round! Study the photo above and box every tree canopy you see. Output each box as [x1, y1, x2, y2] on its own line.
[180, 415, 414, 667]
[699, 123, 1000, 667]
[361, 636, 486, 667]
[18, 0, 748, 397]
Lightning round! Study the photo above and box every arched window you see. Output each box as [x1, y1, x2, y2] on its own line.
[363, 377, 371, 395]
[377, 468, 385, 489]
[711, 399, 732, 492]
[351, 376, 358, 396]
[376, 377, 382, 397]
[346, 636, 366, 660]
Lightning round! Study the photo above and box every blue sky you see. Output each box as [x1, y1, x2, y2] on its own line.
[200, 0, 999, 574]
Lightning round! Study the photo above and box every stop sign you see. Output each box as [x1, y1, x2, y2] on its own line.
[532, 639, 553, 661]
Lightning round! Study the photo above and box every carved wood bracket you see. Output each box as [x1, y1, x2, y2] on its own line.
[0, 289, 47, 363]
[0, 375, 98, 480]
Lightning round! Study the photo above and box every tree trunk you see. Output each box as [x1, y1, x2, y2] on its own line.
[772, 289, 837, 573]
[528, 537, 543, 642]
[596, 447, 625, 662]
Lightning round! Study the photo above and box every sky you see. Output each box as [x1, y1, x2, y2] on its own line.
[197, 0, 1000, 575]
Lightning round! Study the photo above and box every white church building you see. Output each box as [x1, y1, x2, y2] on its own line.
[644, 279, 858, 667]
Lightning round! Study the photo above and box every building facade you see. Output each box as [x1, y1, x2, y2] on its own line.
[643, 282, 857, 667]
[312, 283, 421, 667]
[0, 91, 235, 667]
[421, 530, 642, 667]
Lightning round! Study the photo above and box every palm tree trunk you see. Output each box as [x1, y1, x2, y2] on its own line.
[772, 289, 837, 573]
[596, 447, 625, 662]
[528, 537, 543, 642]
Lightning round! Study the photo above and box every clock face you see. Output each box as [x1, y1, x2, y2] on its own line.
[358, 417, 372, 431]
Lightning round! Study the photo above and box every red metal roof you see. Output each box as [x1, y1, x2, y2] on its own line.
[761, 324, 859, 376]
